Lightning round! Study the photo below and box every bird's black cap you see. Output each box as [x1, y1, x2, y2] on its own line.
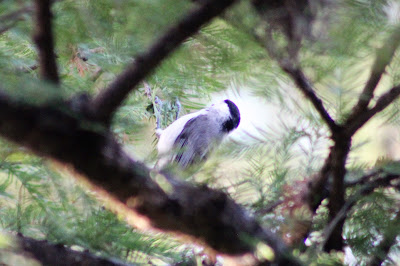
[222, 99, 240, 132]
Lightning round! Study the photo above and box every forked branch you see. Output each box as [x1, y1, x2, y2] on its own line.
[345, 85, 400, 136]
[321, 173, 400, 250]
[347, 27, 400, 121]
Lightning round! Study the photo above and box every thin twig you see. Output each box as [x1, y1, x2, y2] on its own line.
[0, 23, 18, 35]
[33, 0, 59, 84]
[347, 27, 400, 122]
[0, 6, 32, 23]
[345, 85, 400, 136]
[256, 199, 284, 215]
[281, 63, 339, 133]
[345, 169, 384, 187]
[0, 6, 33, 35]
[261, 29, 339, 133]
[90, 0, 237, 124]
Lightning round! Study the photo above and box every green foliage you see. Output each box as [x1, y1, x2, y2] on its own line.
[2, 0, 400, 264]
[0, 140, 183, 264]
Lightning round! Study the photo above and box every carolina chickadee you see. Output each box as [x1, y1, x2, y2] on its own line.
[156, 99, 240, 170]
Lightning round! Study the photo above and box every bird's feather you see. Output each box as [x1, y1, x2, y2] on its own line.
[173, 115, 222, 168]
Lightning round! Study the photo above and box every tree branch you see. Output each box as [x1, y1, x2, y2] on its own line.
[280, 63, 339, 133]
[256, 199, 284, 215]
[321, 173, 400, 250]
[33, 0, 59, 84]
[259, 29, 339, 133]
[347, 27, 400, 122]
[344, 169, 384, 187]
[345, 85, 400, 136]
[0, 6, 32, 35]
[0, 23, 18, 35]
[318, 39, 400, 250]
[319, 84, 400, 250]
[323, 136, 351, 251]
[221, 20, 343, 244]
[90, 0, 237, 124]
[368, 212, 400, 266]
[12, 234, 134, 266]
[248, 7, 400, 254]
[0, 91, 301, 265]
[0, 6, 32, 23]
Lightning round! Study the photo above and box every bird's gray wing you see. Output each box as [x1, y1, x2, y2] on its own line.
[173, 115, 219, 168]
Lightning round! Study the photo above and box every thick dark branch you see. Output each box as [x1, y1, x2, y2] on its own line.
[13, 234, 133, 266]
[345, 85, 400, 136]
[321, 85, 400, 251]
[305, 155, 332, 212]
[91, 0, 237, 124]
[300, 145, 345, 250]
[0, 91, 300, 265]
[33, 0, 59, 84]
[324, 137, 351, 251]
[347, 27, 400, 121]
[322, 173, 400, 250]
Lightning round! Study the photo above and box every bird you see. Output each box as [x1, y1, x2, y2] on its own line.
[156, 99, 240, 172]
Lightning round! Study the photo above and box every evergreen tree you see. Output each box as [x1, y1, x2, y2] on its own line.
[1, 0, 400, 265]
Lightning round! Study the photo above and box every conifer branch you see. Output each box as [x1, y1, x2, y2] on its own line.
[347, 27, 400, 123]
[0, 23, 18, 35]
[0, 6, 32, 35]
[305, 84, 400, 250]
[321, 173, 400, 250]
[345, 169, 383, 187]
[90, 0, 237, 124]
[0, 6, 32, 23]
[345, 85, 400, 136]
[323, 137, 351, 251]
[0, 90, 301, 265]
[14, 234, 133, 266]
[260, 30, 339, 133]
[321, 29, 400, 250]
[256, 199, 284, 215]
[33, 0, 59, 84]
[252, 25, 400, 251]
[280, 63, 339, 133]
[368, 211, 400, 266]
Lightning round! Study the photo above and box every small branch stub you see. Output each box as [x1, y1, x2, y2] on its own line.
[33, 0, 59, 84]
